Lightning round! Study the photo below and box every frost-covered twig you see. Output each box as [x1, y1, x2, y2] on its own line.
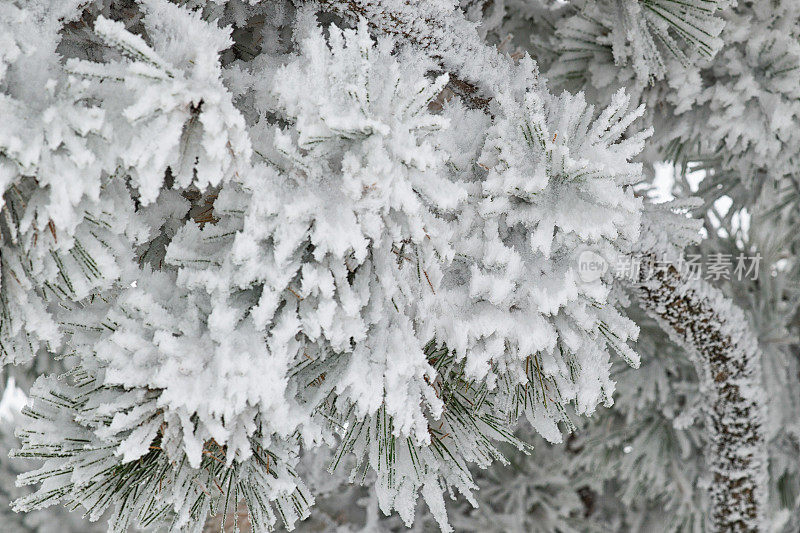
[317, 0, 536, 106]
[630, 246, 767, 532]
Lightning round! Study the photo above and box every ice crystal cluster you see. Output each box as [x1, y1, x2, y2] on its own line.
[0, 1, 796, 532]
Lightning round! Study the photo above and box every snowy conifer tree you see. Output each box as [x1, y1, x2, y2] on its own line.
[1, 1, 797, 532]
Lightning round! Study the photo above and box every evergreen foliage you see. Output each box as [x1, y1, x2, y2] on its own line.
[0, 1, 797, 532]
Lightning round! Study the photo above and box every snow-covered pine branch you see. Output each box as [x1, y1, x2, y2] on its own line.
[1, 0, 795, 531]
[309, 2, 777, 531]
[316, 0, 539, 106]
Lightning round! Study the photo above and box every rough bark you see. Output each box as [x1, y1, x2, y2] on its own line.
[631, 256, 767, 532]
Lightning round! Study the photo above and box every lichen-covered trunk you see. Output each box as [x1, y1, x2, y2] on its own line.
[632, 260, 767, 532]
